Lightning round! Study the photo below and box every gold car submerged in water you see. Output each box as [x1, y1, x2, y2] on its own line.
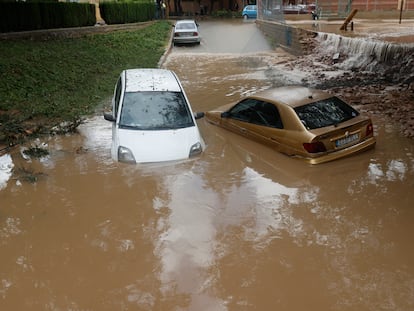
[205, 86, 376, 165]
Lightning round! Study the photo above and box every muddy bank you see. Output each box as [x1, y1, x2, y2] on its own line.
[328, 80, 414, 139]
[295, 31, 414, 138]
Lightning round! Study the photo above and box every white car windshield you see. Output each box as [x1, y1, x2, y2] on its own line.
[119, 91, 194, 130]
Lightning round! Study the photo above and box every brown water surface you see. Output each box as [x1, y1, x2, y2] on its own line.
[1, 21, 413, 311]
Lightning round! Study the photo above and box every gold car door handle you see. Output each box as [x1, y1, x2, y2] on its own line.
[240, 128, 247, 133]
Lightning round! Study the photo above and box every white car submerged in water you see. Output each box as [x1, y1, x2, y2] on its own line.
[104, 69, 205, 164]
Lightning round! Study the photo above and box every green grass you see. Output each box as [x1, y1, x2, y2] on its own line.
[0, 20, 171, 144]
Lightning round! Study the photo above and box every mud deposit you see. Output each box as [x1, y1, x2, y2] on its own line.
[296, 31, 414, 138]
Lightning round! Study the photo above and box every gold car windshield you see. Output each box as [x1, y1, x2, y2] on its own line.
[294, 97, 359, 130]
[119, 91, 194, 130]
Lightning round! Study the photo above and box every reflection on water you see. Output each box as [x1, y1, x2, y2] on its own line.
[1, 21, 414, 311]
[154, 170, 225, 309]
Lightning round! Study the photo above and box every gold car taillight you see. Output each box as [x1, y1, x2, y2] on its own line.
[303, 142, 327, 153]
[366, 123, 374, 137]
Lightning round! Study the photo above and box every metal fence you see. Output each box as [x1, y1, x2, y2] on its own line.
[258, 0, 286, 22]
[258, 0, 414, 22]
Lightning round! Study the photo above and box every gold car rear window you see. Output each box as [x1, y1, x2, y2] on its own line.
[294, 97, 359, 130]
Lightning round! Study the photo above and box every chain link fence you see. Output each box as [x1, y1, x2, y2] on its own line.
[258, 0, 286, 22]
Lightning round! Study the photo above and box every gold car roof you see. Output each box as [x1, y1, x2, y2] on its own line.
[252, 86, 333, 108]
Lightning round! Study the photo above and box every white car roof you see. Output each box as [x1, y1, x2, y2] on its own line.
[123, 68, 182, 92]
[175, 19, 197, 24]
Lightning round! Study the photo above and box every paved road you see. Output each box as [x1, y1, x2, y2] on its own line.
[171, 19, 273, 54]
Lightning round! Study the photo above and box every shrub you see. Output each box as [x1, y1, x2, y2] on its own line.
[100, 2, 155, 24]
[0, 2, 95, 32]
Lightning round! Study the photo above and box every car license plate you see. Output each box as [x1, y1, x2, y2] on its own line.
[335, 133, 359, 147]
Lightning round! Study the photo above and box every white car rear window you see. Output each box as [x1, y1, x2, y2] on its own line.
[176, 23, 196, 30]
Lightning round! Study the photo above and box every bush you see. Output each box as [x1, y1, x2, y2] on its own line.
[100, 2, 155, 24]
[0, 2, 96, 32]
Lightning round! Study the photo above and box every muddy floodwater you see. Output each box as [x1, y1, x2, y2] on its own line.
[1, 21, 414, 311]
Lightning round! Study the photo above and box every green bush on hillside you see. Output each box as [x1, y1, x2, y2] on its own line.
[100, 2, 155, 24]
[0, 2, 96, 32]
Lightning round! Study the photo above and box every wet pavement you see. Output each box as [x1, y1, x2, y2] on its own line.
[1, 19, 414, 311]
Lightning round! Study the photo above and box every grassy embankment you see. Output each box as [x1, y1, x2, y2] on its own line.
[0, 20, 171, 147]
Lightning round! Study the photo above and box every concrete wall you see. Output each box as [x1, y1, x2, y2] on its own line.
[256, 19, 316, 55]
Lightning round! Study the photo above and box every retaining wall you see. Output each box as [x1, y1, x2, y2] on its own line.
[256, 20, 316, 56]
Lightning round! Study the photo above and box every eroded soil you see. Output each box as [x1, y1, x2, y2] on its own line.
[296, 32, 414, 138]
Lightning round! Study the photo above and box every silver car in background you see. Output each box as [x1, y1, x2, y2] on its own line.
[173, 20, 201, 46]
